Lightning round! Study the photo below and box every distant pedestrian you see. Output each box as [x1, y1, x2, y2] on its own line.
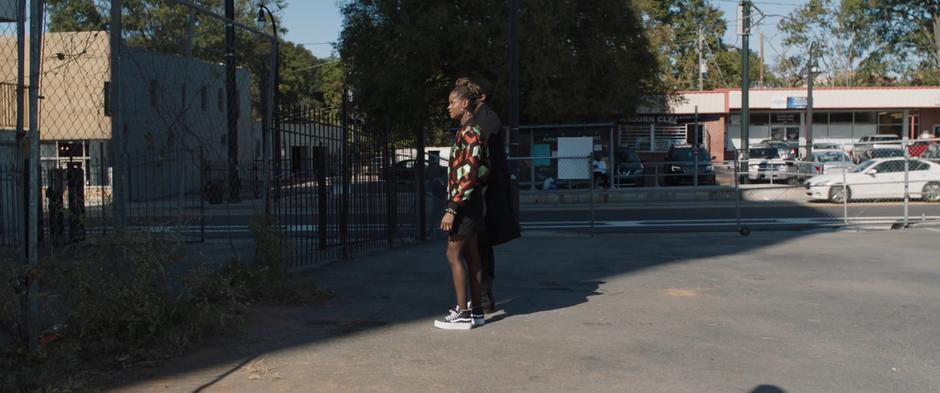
[593, 156, 609, 189]
[454, 77, 520, 313]
[435, 83, 490, 330]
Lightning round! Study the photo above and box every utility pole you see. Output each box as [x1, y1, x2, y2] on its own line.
[739, 0, 751, 175]
[698, 27, 704, 91]
[509, 0, 520, 155]
[759, 32, 765, 87]
[806, 41, 817, 159]
[225, 0, 240, 202]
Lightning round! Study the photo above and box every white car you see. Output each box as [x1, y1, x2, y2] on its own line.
[745, 146, 792, 182]
[805, 158, 940, 203]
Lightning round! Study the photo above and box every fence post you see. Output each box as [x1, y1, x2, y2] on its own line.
[110, 0, 126, 228]
[588, 155, 595, 236]
[842, 154, 848, 225]
[384, 124, 395, 247]
[26, 0, 45, 353]
[416, 126, 426, 241]
[694, 106, 699, 187]
[733, 147, 742, 232]
[340, 88, 350, 259]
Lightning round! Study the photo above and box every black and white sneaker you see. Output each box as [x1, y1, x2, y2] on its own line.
[433, 306, 472, 330]
[471, 307, 485, 327]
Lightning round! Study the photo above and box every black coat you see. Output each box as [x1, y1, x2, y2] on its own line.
[476, 106, 521, 245]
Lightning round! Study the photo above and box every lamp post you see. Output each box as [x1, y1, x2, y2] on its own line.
[257, 3, 281, 201]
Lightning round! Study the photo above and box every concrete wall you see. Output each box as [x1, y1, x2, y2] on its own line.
[119, 50, 258, 201]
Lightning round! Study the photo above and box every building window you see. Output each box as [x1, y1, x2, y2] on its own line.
[149, 80, 159, 108]
[878, 111, 903, 137]
[830, 112, 853, 124]
[749, 113, 770, 125]
[181, 84, 187, 108]
[58, 141, 85, 158]
[217, 88, 224, 112]
[200, 86, 208, 111]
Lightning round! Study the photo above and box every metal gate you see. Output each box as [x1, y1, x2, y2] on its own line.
[273, 105, 422, 269]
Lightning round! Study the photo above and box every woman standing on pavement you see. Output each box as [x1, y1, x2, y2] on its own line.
[454, 77, 520, 312]
[434, 83, 490, 330]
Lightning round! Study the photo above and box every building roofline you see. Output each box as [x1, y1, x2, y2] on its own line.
[678, 86, 940, 94]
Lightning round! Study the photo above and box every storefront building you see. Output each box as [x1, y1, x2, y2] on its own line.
[639, 87, 940, 161]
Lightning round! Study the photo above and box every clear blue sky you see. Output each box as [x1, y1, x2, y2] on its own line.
[279, 1, 345, 59]
[279, 0, 808, 64]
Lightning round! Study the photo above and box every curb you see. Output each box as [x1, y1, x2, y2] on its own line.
[520, 186, 807, 205]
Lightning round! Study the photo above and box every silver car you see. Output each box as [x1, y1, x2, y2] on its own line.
[850, 134, 901, 163]
[794, 150, 853, 180]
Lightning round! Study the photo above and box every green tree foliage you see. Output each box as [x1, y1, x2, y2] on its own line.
[778, 0, 939, 86]
[44, 0, 332, 108]
[860, 1, 940, 85]
[338, 0, 662, 139]
[776, 0, 877, 86]
[635, 0, 778, 90]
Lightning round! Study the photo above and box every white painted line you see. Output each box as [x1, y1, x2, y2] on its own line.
[520, 216, 940, 230]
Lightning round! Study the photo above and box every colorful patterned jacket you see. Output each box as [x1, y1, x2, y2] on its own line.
[447, 124, 490, 212]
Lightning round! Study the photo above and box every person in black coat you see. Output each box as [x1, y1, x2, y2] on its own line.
[455, 77, 521, 312]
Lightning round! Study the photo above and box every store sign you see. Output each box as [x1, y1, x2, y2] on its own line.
[629, 114, 721, 124]
[770, 97, 787, 109]
[787, 96, 808, 109]
[772, 113, 800, 124]
[631, 115, 678, 125]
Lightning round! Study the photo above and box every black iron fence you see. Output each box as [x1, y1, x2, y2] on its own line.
[273, 105, 422, 270]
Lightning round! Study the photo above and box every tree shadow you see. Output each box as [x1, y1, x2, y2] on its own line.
[102, 199, 938, 390]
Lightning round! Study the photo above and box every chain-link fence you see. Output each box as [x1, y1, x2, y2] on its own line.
[513, 131, 940, 233]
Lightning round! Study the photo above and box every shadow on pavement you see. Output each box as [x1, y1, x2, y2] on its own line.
[105, 200, 937, 391]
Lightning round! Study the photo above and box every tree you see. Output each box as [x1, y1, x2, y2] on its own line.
[861, 1, 940, 85]
[634, 0, 777, 90]
[338, 0, 662, 140]
[778, 0, 940, 86]
[776, 0, 875, 87]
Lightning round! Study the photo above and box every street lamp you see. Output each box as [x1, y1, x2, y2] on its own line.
[257, 3, 282, 201]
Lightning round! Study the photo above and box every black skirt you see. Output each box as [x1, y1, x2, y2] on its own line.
[449, 188, 486, 236]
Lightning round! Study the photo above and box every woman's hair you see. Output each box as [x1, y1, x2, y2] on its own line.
[454, 77, 492, 102]
[450, 84, 482, 105]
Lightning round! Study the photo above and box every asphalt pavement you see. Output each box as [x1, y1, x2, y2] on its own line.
[110, 227, 940, 392]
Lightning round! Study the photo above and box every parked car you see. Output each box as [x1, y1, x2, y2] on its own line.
[664, 144, 716, 185]
[804, 158, 940, 203]
[758, 139, 799, 161]
[387, 158, 446, 186]
[745, 146, 792, 182]
[614, 148, 644, 187]
[857, 147, 905, 162]
[850, 134, 901, 163]
[793, 149, 853, 180]
[921, 144, 940, 164]
[812, 142, 842, 151]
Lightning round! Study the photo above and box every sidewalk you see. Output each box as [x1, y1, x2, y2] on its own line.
[110, 229, 940, 392]
[521, 184, 808, 206]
